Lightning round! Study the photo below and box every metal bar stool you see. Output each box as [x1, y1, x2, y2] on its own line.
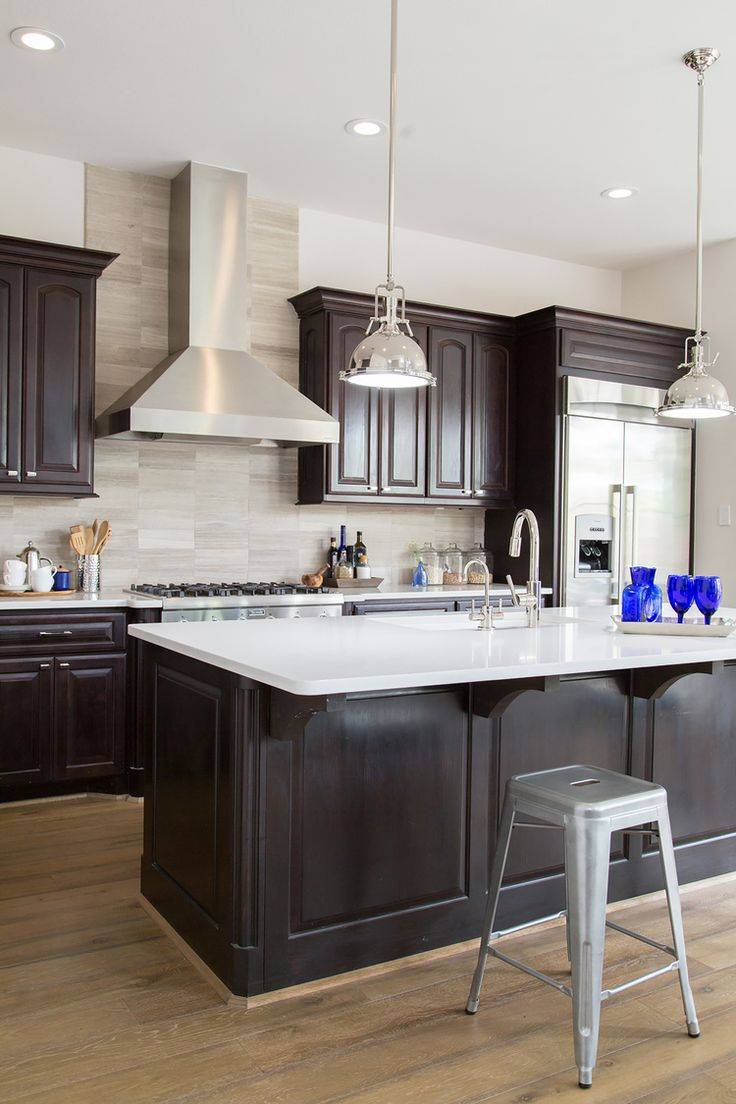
[465, 764, 699, 1089]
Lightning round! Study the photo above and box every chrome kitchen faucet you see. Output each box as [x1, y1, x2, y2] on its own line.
[507, 508, 542, 626]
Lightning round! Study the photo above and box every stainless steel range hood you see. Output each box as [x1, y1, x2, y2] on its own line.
[95, 162, 339, 447]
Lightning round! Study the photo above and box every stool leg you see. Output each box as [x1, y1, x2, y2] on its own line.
[655, 808, 700, 1038]
[466, 795, 515, 1014]
[565, 817, 610, 1089]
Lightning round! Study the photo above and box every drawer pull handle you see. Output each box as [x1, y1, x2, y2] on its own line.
[6, 470, 18, 477]
[39, 630, 73, 636]
[58, 662, 70, 668]
[26, 471, 38, 478]
[40, 663, 51, 669]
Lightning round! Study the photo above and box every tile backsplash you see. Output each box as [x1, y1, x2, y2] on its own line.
[1, 165, 483, 588]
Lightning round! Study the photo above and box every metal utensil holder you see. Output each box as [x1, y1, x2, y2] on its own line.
[78, 554, 100, 594]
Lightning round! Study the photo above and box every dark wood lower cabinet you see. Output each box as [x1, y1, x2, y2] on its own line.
[54, 654, 126, 780]
[0, 609, 129, 800]
[0, 657, 53, 786]
[139, 645, 736, 999]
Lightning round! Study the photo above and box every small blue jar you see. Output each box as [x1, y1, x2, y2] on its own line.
[621, 566, 663, 622]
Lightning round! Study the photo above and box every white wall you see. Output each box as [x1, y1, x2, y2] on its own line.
[299, 208, 622, 315]
[0, 145, 84, 246]
[623, 239, 736, 600]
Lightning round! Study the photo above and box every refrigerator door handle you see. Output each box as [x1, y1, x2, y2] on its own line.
[611, 483, 623, 601]
[625, 484, 637, 569]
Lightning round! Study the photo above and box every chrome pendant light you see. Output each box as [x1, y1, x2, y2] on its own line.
[340, 0, 435, 390]
[658, 48, 734, 420]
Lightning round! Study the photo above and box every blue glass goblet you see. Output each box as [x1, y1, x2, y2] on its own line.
[667, 574, 694, 624]
[693, 575, 723, 625]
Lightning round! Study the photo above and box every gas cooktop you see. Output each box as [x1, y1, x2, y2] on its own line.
[130, 581, 329, 598]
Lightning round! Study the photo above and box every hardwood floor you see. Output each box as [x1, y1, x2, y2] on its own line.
[2, 798, 736, 1102]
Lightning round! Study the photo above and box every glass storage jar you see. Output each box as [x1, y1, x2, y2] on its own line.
[441, 542, 464, 586]
[463, 544, 493, 585]
[411, 542, 442, 585]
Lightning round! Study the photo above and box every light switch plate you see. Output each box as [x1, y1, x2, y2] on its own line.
[718, 504, 732, 526]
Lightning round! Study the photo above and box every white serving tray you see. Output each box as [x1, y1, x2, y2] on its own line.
[612, 615, 736, 638]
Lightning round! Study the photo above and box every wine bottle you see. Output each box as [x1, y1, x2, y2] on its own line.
[327, 536, 338, 576]
[337, 524, 347, 559]
[355, 530, 367, 562]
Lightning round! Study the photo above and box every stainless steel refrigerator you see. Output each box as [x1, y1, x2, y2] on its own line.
[562, 377, 693, 606]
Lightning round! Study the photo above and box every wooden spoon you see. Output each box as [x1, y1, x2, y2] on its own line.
[70, 532, 86, 556]
[93, 520, 110, 554]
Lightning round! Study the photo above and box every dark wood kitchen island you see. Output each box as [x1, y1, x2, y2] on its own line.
[130, 607, 736, 1001]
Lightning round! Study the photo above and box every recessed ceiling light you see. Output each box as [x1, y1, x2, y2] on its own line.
[344, 118, 385, 137]
[600, 186, 638, 200]
[10, 27, 65, 52]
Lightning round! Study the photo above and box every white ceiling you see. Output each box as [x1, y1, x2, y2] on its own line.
[1, 0, 735, 269]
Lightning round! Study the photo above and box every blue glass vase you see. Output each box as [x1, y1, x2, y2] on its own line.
[621, 566, 662, 622]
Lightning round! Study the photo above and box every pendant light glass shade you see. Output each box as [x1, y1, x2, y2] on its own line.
[657, 48, 734, 421]
[658, 338, 734, 419]
[341, 0, 436, 390]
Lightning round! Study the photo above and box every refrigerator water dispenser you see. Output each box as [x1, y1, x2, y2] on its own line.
[574, 514, 613, 576]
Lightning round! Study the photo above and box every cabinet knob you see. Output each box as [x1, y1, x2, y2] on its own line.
[26, 471, 38, 478]
[365, 485, 377, 492]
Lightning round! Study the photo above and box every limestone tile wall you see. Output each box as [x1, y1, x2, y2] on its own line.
[0, 166, 483, 587]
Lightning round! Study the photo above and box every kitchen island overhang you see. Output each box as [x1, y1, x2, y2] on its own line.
[130, 609, 736, 1000]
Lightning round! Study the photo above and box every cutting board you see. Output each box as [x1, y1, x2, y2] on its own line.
[0, 589, 79, 599]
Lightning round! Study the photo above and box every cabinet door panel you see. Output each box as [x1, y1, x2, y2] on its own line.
[0, 653, 53, 786]
[328, 312, 378, 495]
[54, 654, 125, 780]
[23, 269, 95, 490]
[0, 658, 53, 787]
[0, 264, 22, 485]
[428, 328, 472, 498]
[380, 322, 428, 496]
[472, 336, 513, 501]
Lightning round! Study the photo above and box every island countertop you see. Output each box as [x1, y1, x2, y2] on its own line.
[128, 606, 736, 696]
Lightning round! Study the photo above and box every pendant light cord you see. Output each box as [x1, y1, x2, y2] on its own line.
[695, 71, 704, 340]
[386, 0, 398, 291]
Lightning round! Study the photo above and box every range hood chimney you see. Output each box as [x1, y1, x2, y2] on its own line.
[95, 162, 339, 447]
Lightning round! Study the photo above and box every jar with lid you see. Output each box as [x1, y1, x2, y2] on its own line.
[463, 544, 493, 585]
[411, 542, 441, 585]
[441, 542, 464, 586]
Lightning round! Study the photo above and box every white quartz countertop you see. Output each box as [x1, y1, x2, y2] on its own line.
[128, 605, 736, 697]
[345, 584, 554, 602]
[0, 588, 162, 610]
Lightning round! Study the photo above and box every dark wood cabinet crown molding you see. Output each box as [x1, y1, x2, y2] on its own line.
[0, 234, 117, 277]
[289, 286, 514, 336]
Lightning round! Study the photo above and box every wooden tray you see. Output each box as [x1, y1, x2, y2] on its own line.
[611, 615, 736, 638]
[323, 577, 384, 590]
[0, 589, 79, 599]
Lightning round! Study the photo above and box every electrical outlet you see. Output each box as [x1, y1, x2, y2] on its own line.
[718, 504, 732, 527]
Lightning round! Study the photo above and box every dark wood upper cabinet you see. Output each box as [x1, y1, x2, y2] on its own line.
[0, 263, 23, 485]
[0, 236, 116, 497]
[0, 658, 53, 787]
[327, 312, 379, 496]
[472, 335, 513, 503]
[381, 322, 428, 498]
[290, 288, 514, 507]
[428, 328, 473, 499]
[23, 270, 95, 491]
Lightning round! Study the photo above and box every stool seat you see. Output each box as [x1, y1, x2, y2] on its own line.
[509, 764, 666, 821]
[465, 763, 699, 1089]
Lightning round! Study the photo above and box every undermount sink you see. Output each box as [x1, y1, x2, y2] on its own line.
[371, 611, 581, 632]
